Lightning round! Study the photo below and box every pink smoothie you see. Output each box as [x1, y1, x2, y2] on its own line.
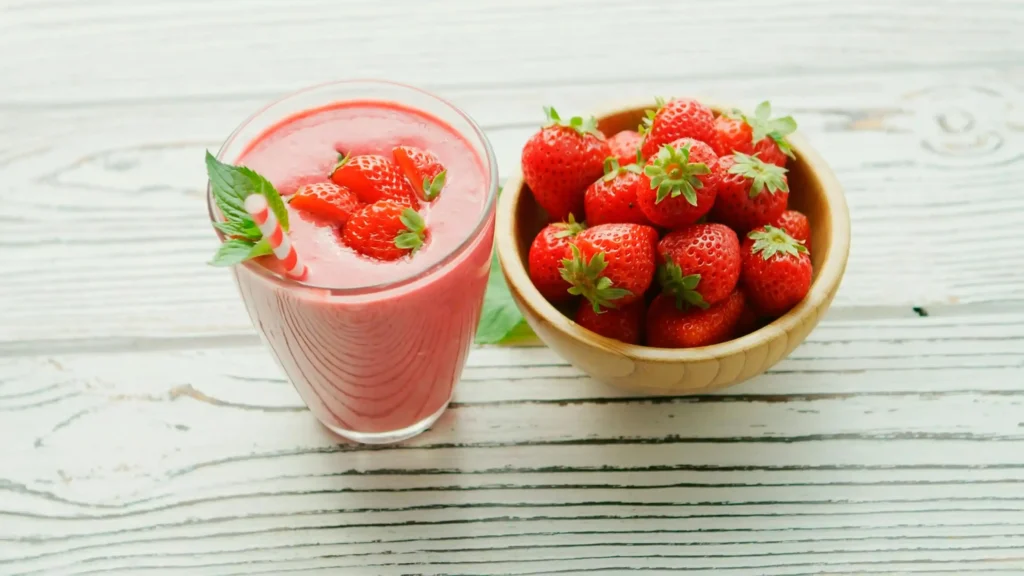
[228, 100, 494, 438]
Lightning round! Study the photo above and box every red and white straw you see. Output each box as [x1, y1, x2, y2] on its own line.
[244, 193, 306, 280]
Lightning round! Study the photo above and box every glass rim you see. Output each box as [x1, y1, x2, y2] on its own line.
[206, 78, 500, 296]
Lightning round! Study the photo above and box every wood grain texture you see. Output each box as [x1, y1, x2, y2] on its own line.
[4, 0, 1024, 572]
[3, 66, 1024, 348]
[2, 312, 1024, 574]
[1, 0, 1021, 106]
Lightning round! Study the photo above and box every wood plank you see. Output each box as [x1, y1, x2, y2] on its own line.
[1, 312, 1023, 573]
[3, 66, 1024, 347]
[2, 0, 1020, 106]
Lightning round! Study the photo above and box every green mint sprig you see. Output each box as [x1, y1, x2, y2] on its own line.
[474, 185, 536, 345]
[205, 151, 290, 267]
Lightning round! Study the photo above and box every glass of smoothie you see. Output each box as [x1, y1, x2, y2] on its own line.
[206, 80, 498, 444]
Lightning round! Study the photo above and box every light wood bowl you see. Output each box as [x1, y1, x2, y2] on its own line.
[495, 100, 851, 395]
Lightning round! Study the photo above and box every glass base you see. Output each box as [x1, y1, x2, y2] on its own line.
[322, 400, 450, 445]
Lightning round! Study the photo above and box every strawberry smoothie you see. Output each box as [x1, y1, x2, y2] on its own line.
[208, 81, 497, 444]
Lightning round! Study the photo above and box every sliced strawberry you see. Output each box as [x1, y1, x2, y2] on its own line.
[343, 201, 427, 261]
[288, 182, 363, 226]
[393, 145, 447, 202]
[330, 153, 417, 206]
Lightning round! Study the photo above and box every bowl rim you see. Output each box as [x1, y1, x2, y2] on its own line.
[495, 99, 851, 363]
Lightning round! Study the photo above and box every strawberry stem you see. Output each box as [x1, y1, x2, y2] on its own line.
[551, 213, 586, 239]
[657, 258, 709, 310]
[422, 169, 447, 201]
[741, 101, 798, 159]
[330, 151, 350, 177]
[748, 225, 808, 260]
[558, 244, 632, 313]
[395, 208, 427, 253]
[643, 142, 711, 205]
[543, 106, 603, 138]
[728, 152, 789, 198]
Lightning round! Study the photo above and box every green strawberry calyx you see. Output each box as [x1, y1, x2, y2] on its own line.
[559, 244, 632, 313]
[729, 152, 789, 198]
[741, 101, 798, 159]
[601, 155, 643, 181]
[658, 257, 709, 311]
[330, 151, 351, 177]
[543, 106, 603, 139]
[748, 225, 808, 261]
[423, 169, 447, 201]
[551, 213, 586, 240]
[638, 96, 667, 136]
[643, 142, 711, 206]
[394, 208, 427, 253]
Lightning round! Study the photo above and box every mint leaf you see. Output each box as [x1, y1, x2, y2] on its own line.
[205, 151, 289, 232]
[208, 238, 272, 267]
[213, 219, 260, 239]
[475, 248, 532, 344]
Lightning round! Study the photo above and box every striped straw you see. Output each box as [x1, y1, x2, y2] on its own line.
[244, 193, 307, 280]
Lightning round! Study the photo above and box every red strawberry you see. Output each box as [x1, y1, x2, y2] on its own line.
[741, 225, 812, 316]
[521, 107, 610, 221]
[583, 157, 652, 226]
[343, 201, 427, 261]
[639, 97, 716, 159]
[288, 182, 363, 226]
[734, 295, 762, 338]
[330, 153, 417, 206]
[771, 209, 812, 252]
[646, 290, 746, 348]
[656, 223, 741, 309]
[607, 130, 643, 166]
[709, 152, 789, 234]
[636, 138, 719, 228]
[528, 215, 586, 304]
[575, 300, 644, 344]
[711, 101, 797, 167]
[392, 145, 447, 202]
[560, 223, 658, 310]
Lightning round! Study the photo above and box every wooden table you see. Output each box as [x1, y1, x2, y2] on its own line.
[3, 1, 1023, 574]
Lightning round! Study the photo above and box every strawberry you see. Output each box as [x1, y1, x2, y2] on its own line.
[741, 225, 812, 316]
[575, 300, 644, 344]
[656, 223, 741, 309]
[734, 296, 761, 337]
[711, 101, 797, 167]
[583, 156, 653, 226]
[646, 290, 746, 348]
[288, 182, 363, 226]
[528, 215, 586, 304]
[709, 152, 789, 234]
[343, 201, 427, 261]
[521, 107, 610, 221]
[607, 130, 643, 167]
[771, 209, 812, 252]
[392, 145, 446, 202]
[639, 97, 716, 159]
[636, 138, 719, 228]
[560, 223, 658, 311]
[330, 153, 417, 206]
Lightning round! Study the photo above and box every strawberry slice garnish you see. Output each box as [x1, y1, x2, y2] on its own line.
[330, 153, 417, 206]
[342, 200, 428, 261]
[288, 182, 363, 226]
[393, 145, 447, 202]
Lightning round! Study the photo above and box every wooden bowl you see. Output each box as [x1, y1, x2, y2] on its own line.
[495, 100, 851, 395]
